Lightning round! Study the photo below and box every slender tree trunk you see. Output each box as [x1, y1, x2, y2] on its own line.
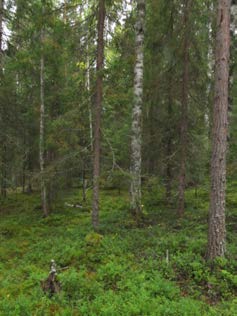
[166, 87, 173, 203]
[165, 10, 174, 204]
[0, 0, 3, 62]
[207, 0, 231, 260]
[86, 0, 93, 150]
[26, 151, 33, 193]
[130, 0, 145, 218]
[229, 1, 237, 113]
[205, 2, 215, 136]
[1, 144, 6, 198]
[82, 167, 87, 202]
[92, 0, 105, 230]
[22, 145, 26, 194]
[63, 0, 67, 23]
[148, 104, 155, 174]
[87, 52, 93, 150]
[0, 0, 6, 198]
[39, 26, 48, 217]
[178, 0, 190, 216]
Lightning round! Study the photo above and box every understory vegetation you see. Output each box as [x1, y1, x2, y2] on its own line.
[1, 186, 237, 315]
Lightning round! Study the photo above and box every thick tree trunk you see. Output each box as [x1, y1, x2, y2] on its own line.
[92, 0, 105, 230]
[130, 0, 145, 218]
[207, 0, 231, 260]
[39, 27, 48, 217]
[178, 0, 190, 216]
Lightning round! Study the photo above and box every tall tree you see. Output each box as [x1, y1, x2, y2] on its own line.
[92, 0, 106, 230]
[207, 0, 231, 260]
[0, 0, 6, 198]
[130, 0, 145, 218]
[0, 0, 3, 64]
[39, 1, 48, 217]
[178, 0, 190, 216]
[165, 5, 174, 204]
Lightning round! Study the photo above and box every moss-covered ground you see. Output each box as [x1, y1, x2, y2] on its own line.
[1, 186, 237, 315]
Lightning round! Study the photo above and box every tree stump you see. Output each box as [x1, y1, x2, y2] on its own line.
[41, 260, 61, 296]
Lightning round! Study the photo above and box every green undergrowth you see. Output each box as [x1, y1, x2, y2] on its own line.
[0, 187, 237, 315]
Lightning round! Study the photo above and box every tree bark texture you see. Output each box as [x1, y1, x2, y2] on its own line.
[0, 0, 3, 59]
[178, 0, 190, 216]
[130, 0, 145, 218]
[92, 0, 105, 230]
[229, 1, 237, 112]
[0, 0, 6, 198]
[39, 25, 48, 217]
[207, 0, 231, 260]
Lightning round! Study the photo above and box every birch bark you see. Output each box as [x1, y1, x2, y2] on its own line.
[39, 17, 48, 217]
[0, 0, 6, 198]
[130, 0, 145, 218]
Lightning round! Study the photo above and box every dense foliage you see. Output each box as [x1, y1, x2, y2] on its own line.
[0, 0, 237, 314]
[0, 0, 223, 205]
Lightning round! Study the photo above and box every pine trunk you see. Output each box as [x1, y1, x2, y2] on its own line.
[130, 0, 145, 218]
[92, 0, 105, 230]
[178, 0, 190, 216]
[207, 0, 231, 260]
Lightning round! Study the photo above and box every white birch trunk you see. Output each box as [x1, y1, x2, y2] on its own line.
[130, 0, 145, 217]
[0, 0, 6, 198]
[0, 0, 3, 61]
[39, 28, 48, 217]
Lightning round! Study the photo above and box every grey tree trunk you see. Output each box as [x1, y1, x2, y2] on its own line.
[92, 0, 105, 230]
[130, 0, 145, 218]
[178, 0, 190, 216]
[207, 0, 231, 260]
[39, 26, 48, 217]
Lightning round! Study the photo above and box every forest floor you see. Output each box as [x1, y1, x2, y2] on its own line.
[1, 185, 237, 315]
